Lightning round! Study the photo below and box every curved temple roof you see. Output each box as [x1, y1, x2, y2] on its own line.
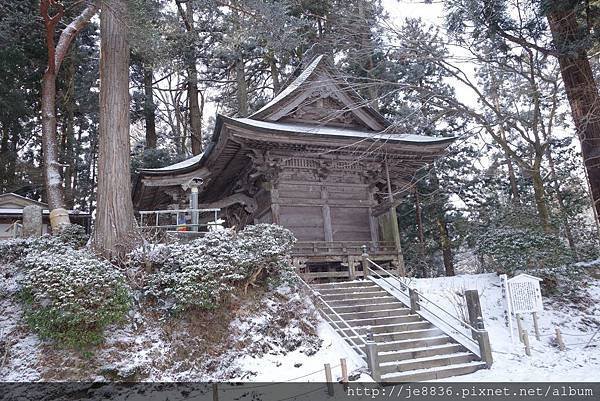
[140, 115, 455, 176]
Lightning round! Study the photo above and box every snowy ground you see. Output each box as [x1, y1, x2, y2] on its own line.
[233, 320, 369, 382]
[396, 272, 600, 381]
[1, 258, 598, 382]
[0, 261, 369, 382]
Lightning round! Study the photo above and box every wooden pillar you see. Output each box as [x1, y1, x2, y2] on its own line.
[340, 358, 349, 389]
[555, 327, 566, 351]
[516, 313, 524, 343]
[348, 256, 356, 280]
[324, 363, 334, 396]
[532, 312, 541, 340]
[322, 186, 333, 243]
[384, 158, 405, 276]
[271, 188, 281, 225]
[409, 288, 420, 314]
[361, 248, 370, 277]
[365, 331, 380, 382]
[369, 208, 379, 243]
[465, 289, 484, 339]
[476, 328, 493, 368]
[523, 330, 531, 356]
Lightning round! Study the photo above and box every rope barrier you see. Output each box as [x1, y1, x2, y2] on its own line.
[275, 385, 328, 401]
[560, 331, 597, 337]
[218, 363, 343, 391]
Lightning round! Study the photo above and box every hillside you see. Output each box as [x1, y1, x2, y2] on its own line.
[2, 255, 599, 382]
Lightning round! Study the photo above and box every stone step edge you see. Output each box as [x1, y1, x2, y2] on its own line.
[328, 296, 398, 305]
[329, 314, 421, 325]
[328, 301, 406, 310]
[316, 286, 381, 293]
[379, 351, 475, 368]
[350, 335, 451, 350]
[380, 361, 487, 381]
[321, 291, 388, 297]
[345, 328, 443, 340]
[336, 320, 430, 332]
[312, 281, 373, 287]
[378, 342, 461, 356]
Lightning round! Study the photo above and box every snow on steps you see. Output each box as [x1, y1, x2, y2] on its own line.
[311, 279, 486, 382]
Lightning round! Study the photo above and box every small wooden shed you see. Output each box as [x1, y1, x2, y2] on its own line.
[0, 193, 91, 239]
[133, 54, 455, 278]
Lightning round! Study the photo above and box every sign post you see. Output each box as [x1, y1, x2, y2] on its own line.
[500, 274, 514, 343]
[505, 274, 544, 345]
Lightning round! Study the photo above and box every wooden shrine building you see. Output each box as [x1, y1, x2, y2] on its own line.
[133, 54, 454, 279]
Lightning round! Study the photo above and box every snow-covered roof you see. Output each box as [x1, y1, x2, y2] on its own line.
[142, 152, 205, 172]
[0, 193, 47, 208]
[228, 117, 455, 144]
[250, 55, 324, 118]
[0, 208, 89, 215]
[508, 274, 543, 282]
[137, 115, 454, 176]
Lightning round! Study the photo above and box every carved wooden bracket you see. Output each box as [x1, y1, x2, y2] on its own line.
[248, 150, 283, 186]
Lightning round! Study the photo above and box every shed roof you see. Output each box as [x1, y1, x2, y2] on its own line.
[0, 193, 47, 209]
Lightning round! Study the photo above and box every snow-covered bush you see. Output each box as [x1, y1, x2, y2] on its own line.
[147, 224, 296, 312]
[0, 238, 31, 262]
[476, 228, 573, 273]
[0, 225, 88, 263]
[529, 264, 589, 297]
[56, 223, 89, 248]
[20, 247, 130, 348]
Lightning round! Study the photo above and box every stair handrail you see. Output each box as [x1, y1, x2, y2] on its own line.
[295, 273, 368, 358]
[364, 257, 482, 349]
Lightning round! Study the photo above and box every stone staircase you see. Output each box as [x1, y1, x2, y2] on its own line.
[312, 280, 487, 382]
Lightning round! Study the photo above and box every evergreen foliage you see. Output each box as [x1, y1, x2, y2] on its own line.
[20, 247, 130, 349]
[476, 227, 574, 273]
[6, 234, 131, 349]
[146, 224, 296, 312]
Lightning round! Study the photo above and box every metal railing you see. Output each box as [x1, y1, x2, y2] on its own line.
[138, 208, 221, 231]
[361, 247, 492, 368]
[296, 274, 368, 358]
[296, 273, 384, 380]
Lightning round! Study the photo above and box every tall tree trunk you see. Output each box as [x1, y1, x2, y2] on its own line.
[546, 4, 600, 225]
[187, 68, 203, 154]
[236, 56, 248, 117]
[430, 168, 455, 276]
[93, 0, 137, 259]
[490, 73, 521, 205]
[531, 167, 551, 232]
[546, 148, 578, 259]
[72, 127, 82, 207]
[506, 155, 520, 205]
[40, 0, 98, 218]
[0, 123, 10, 191]
[176, 0, 203, 155]
[143, 66, 157, 149]
[269, 53, 281, 94]
[41, 68, 67, 210]
[414, 190, 427, 277]
[62, 57, 76, 208]
[357, 0, 378, 110]
[499, 130, 520, 205]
